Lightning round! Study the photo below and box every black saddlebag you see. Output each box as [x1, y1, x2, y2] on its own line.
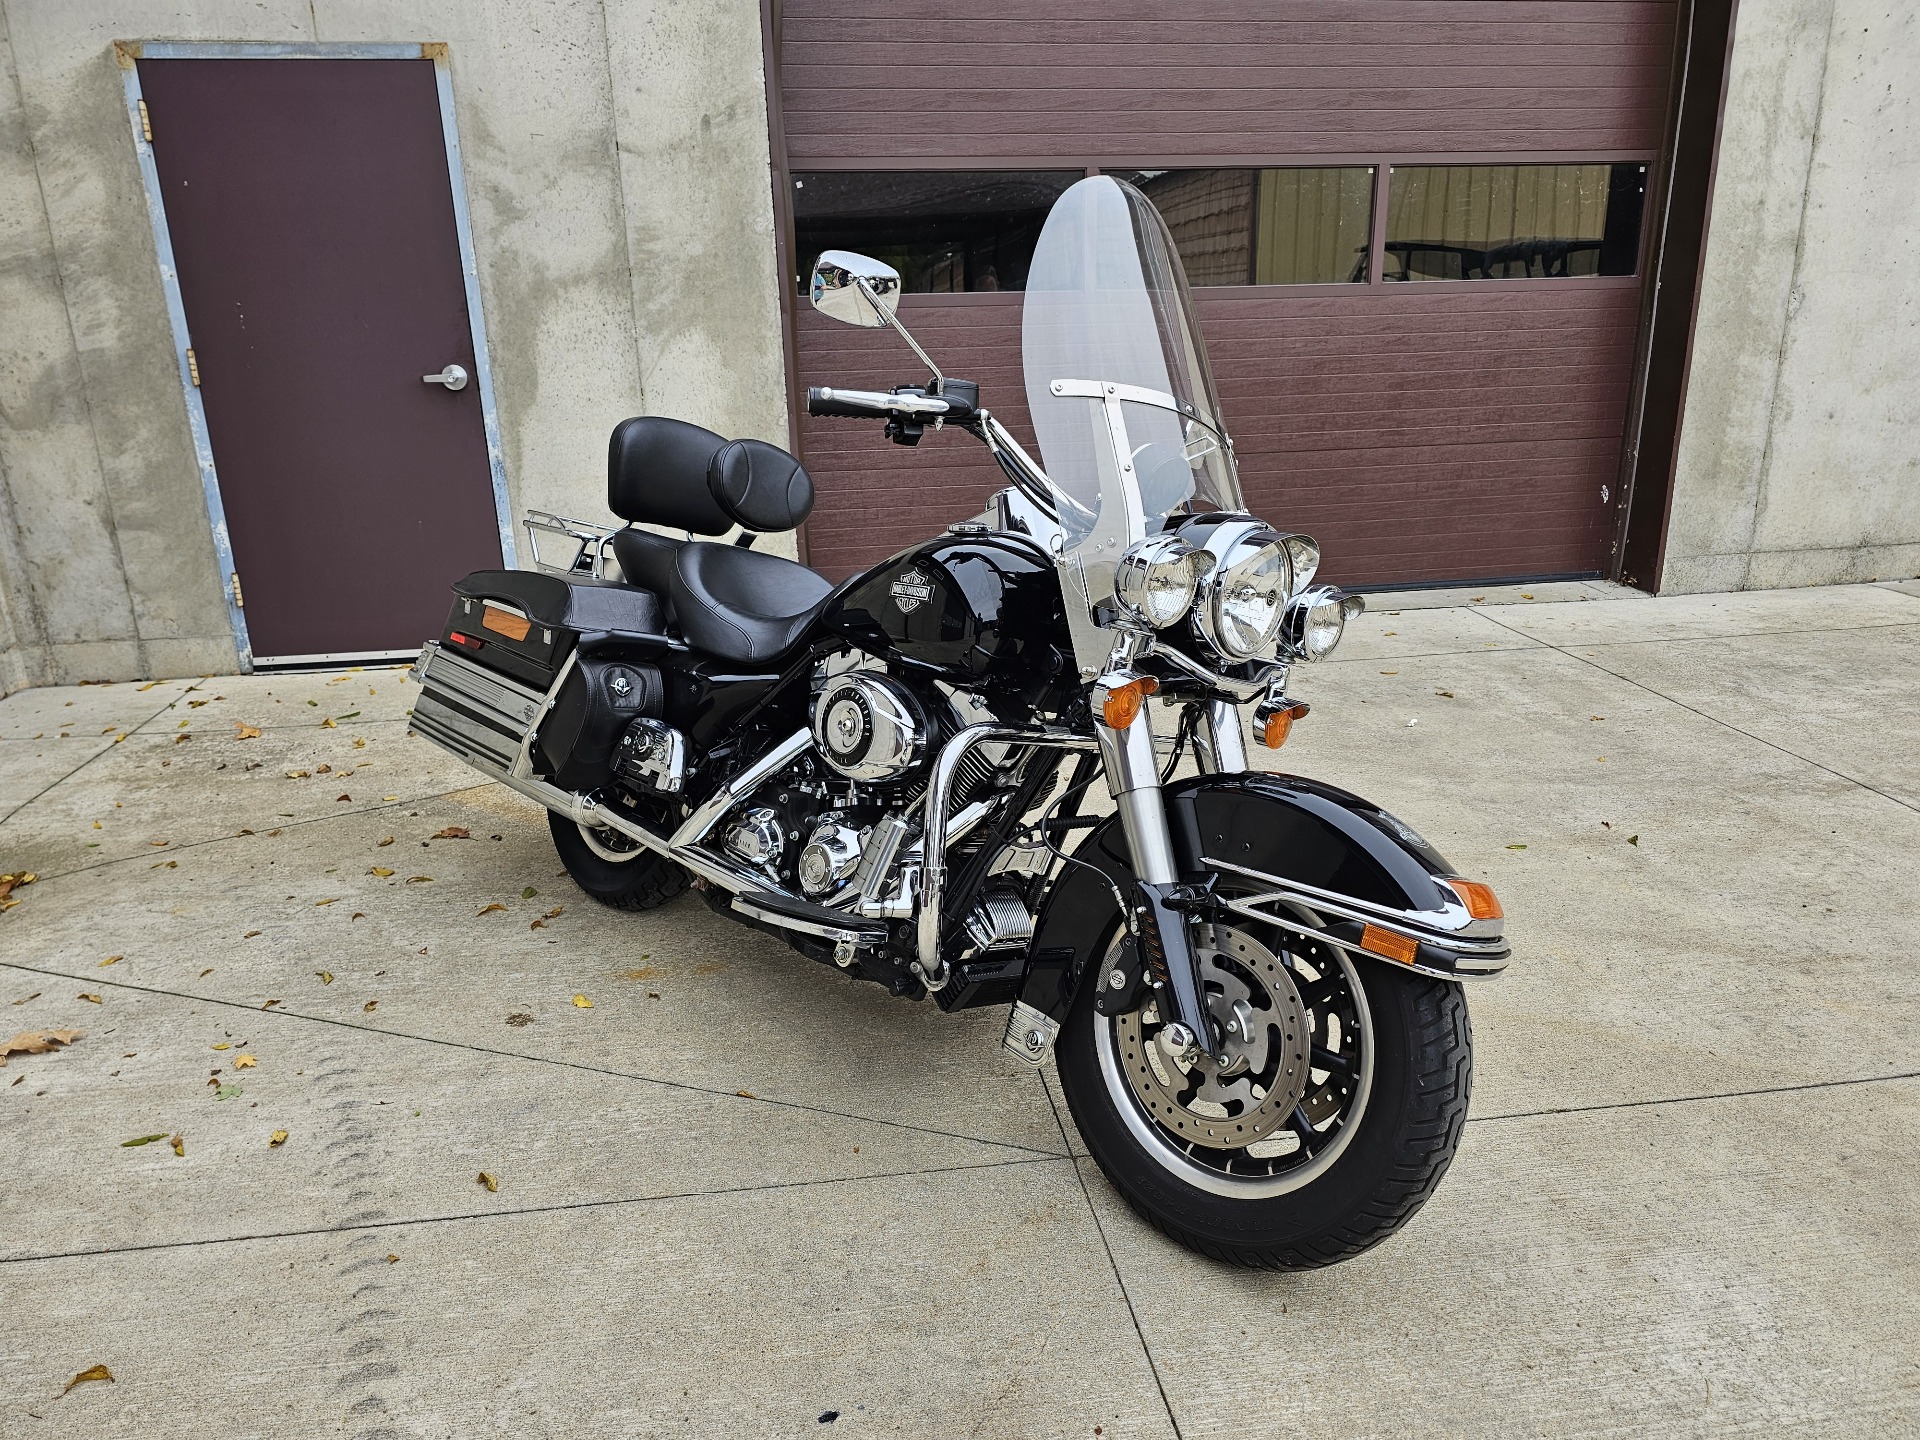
[535, 655, 664, 790]
[441, 569, 667, 690]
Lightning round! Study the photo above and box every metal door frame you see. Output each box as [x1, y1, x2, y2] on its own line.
[114, 39, 517, 670]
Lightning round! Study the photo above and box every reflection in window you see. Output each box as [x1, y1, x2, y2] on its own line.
[1384, 163, 1647, 280]
[791, 171, 1081, 293]
[1114, 168, 1374, 285]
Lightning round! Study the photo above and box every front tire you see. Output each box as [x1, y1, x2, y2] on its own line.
[1056, 917, 1471, 1269]
[547, 810, 689, 911]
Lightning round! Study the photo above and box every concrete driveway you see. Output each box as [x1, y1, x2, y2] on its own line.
[2, 580, 1916, 1438]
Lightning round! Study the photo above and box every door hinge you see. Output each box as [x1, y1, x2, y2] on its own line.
[230, 572, 245, 608]
[137, 99, 152, 143]
[185, 348, 201, 387]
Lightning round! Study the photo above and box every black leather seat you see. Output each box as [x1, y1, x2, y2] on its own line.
[601, 416, 832, 665]
[669, 542, 835, 664]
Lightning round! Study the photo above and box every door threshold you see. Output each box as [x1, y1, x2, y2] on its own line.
[252, 649, 418, 671]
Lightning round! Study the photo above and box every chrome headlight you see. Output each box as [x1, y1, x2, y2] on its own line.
[1281, 584, 1366, 661]
[1282, 534, 1320, 593]
[1193, 528, 1294, 662]
[1114, 535, 1208, 630]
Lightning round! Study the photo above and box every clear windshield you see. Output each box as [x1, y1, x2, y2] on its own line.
[1021, 177, 1242, 665]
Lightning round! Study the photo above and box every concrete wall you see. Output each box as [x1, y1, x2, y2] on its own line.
[1663, 0, 1919, 592]
[0, 0, 788, 692]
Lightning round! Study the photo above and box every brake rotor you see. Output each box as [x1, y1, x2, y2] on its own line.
[1112, 923, 1312, 1150]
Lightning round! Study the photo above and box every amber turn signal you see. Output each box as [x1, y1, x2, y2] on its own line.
[1099, 676, 1159, 729]
[1259, 702, 1309, 749]
[1445, 878, 1504, 920]
[1360, 923, 1419, 966]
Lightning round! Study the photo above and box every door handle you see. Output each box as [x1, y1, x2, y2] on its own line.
[422, 363, 469, 391]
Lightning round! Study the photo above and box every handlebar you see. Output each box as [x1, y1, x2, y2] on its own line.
[807, 386, 951, 419]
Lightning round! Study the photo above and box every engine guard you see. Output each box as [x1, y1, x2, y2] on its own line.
[1020, 771, 1511, 1028]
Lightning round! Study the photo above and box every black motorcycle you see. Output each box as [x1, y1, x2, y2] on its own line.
[409, 176, 1508, 1268]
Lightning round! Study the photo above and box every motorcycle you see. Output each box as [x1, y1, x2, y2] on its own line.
[408, 175, 1508, 1268]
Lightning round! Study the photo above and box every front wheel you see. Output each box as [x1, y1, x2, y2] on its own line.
[1055, 914, 1471, 1269]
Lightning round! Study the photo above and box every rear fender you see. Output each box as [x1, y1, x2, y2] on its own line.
[1021, 772, 1510, 1027]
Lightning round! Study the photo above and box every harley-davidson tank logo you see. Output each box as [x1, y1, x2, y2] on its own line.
[890, 569, 935, 614]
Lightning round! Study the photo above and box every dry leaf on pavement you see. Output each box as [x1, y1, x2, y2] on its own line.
[1, 1029, 83, 1065]
[363, 1001, 377, 1012]
[376, 836, 395, 847]
[78, 993, 103, 1005]
[476, 903, 506, 915]
[571, 994, 593, 1009]
[432, 826, 471, 840]
[169, 1133, 185, 1155]
[62, 1364, 114, 1394]
[233, 1055, 256, 1068]
[315, 971, 333, 985]
[477, 1171, 499, 1192]
[120, 1133, 167, 1147]
[234, 723, 261, 739]
[269, 1130, 288, 1147]
[405, 875, 433, 884]
[369, 866, 394, 878]
[98, 956, 121, 966]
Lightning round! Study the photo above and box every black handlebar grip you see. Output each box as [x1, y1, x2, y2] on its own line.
[806, 386, 879, 418]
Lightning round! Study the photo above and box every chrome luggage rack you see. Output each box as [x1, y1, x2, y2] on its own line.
[523, 509, 620, 579]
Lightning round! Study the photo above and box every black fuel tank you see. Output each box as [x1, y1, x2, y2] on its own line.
[821, 533, 1063, 685]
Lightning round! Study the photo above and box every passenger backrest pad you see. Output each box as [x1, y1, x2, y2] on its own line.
[607, 416, 733, 535]
[707, 439, 816, 534]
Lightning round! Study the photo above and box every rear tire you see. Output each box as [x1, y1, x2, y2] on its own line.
[547, 810, 689, 912]
[1056, 920, 1472, 1270]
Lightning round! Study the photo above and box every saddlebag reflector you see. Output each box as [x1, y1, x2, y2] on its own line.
[408, 642, 546, 774]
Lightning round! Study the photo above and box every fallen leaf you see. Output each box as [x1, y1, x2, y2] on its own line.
[369, 866, 395, 878]
[477, 1171, 499, 1192]
[151, 859, 177, 869]
[314, 898, 339, 907]
[99, 956, 122, 967]
[1627, 835, 1640, 846]
[432, 826, 471, 840]
[233, 1055, 256, 1068]
[262, 999, 280, 1008]
[1506, 843, 1528, 851]
[351, 912, 365, 920]
[1380, 670, 1398, 675]
[211, 1042, 230, 1050]
[542, 906, 564, 920]
[286, 769, 309, 779]
[336, 711, 361, 721]
[120, 1133, 167, 1147]
[335, 793, 351, 802]
[315, 764, 331, 774]
[405, 875, 433, 884]
[385, 1253, 399, 1263]
[150, 840, 169, 848]
[213, 1084, 241, 1101]
[476, 903, 506, 915]
[505, 1013, 533, 1027]
[736, 1090, 755, 1099]
[200, 968, 214, 977]
[1434, 690, 1454, 698]
[169, 1133, 185, 1155]
[353, 738, 367, 749]
[62, 1364, 114, 1394]
[363, 1000, 377, 1012]
[315, 971, 333, 984]
[234, 722, 261, 739]
[1521, 592, 1535, 600]
[521, 887, 537, 899]
[78, 993, 103, 1005]
[647, 992, 660, 1000]
[320, 717, 337, 729]
[269, 1130, 288, 1147]
[243, 930, 261, 938]
[377, 836, 395, 848]
[571, 994, 593, 1009]
[383, 796, 399, 802]
[1, 1029, 83, 1065]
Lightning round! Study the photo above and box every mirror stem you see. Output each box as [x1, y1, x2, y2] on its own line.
[857, 278, 945, 393]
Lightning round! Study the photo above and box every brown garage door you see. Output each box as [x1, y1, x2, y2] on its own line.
[139, 56, 504, 661]
[777, 1, 1676, 586]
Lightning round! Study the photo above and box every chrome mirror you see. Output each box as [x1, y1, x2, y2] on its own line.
[810, 251, 902, 328]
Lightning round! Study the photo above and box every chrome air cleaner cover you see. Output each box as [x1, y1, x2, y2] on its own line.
[811, 672, 926, 783]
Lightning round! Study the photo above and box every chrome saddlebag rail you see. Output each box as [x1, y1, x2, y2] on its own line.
[408, 641, 544, 775]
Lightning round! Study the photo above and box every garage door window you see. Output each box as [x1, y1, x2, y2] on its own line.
[792, 171, 1081, 292]
[1385, 163, 1647, 280]
[1115, 168, 1375, 285]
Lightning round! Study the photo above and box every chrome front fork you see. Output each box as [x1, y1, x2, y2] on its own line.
[1095, 703, 1236, 1058]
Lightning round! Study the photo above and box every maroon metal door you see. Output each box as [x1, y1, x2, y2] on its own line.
[140, 57, 502, 660]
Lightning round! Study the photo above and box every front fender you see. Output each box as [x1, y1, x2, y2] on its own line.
[1021, 771, 1510, 1025]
